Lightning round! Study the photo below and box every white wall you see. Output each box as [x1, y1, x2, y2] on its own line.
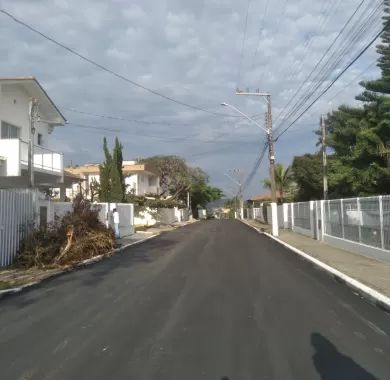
[0, 84, 31, 142]
[125, 173, 159, 195]
[0, 139, 20, 175]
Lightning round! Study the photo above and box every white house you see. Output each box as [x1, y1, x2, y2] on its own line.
[66, 160, 161, 199]
[0, 77, 76, 197]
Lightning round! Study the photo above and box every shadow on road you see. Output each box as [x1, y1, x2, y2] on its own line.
[311, 333, 378, 380]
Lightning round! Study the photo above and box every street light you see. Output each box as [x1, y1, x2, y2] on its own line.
[221, 103, 269, 134]
[221, 101, 278, 236]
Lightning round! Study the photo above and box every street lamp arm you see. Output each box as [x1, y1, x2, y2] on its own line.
[221, 103, 269, 134]
[224, 172, 241, 187]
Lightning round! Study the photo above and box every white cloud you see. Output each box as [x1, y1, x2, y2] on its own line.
[0, 0, 383, 196]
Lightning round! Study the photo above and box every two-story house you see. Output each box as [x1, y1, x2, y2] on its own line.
[0, 77, 76, 197]
[66, 160, 161, 199]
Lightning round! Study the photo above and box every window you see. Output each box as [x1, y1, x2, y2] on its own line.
[148, 176, 157, 186]
[37, 133, 43, 146]
[1, 121, 20, 139]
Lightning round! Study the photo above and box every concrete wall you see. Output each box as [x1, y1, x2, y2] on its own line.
[0, 139, 20, 175]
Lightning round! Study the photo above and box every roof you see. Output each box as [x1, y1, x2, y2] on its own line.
[249, 191, 281, 202]
[0, 77, 66, 126]
[66, 163, 159, 176]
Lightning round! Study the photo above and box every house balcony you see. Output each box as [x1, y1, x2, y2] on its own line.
[0, 138, 63, 178]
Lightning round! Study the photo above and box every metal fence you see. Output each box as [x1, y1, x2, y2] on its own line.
[293, 202, 311, 230]
[0, 189, 36, 266]
[245, 194, 390, 261]
[0, 190, 136, 267]
[324, 196, 389, 250]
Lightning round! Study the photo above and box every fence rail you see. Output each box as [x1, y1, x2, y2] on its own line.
[0, 190, 136, 267]
[246, 194, 390, 262]
[0, 189, 36, 266]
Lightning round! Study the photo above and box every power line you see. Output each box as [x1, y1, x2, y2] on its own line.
[251, 0, 270, 72]
[326, 60, 377, 103]
[274, 0, 367, 126]
[237, 0, 252, 89]
[0, 8, 241, 119]
[275, 0, 383, 134]
[63, 107, 191, 126]
[242, 142, 269, 191]
[274, 25, 384, 141]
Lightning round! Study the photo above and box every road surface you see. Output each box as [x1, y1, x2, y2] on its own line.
[1, 220, 389, 379]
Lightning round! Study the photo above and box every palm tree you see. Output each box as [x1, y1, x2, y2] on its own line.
[263, 164, 294, 203]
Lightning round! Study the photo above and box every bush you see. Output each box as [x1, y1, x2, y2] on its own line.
[16, 195, 115, 268]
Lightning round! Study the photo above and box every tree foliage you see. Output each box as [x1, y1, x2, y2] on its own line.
[292, 4, 390, 200]
[98, 137, 125, 202]
[263, 163, 294, 203]
[321, 3, 390, 196]
[140, 155, 223, 211]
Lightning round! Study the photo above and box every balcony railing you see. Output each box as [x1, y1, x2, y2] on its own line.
[19, 139, 63, 174]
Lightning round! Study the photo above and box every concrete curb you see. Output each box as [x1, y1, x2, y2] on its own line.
[0, 233, 159, 300]
[240, 220, 390, 313]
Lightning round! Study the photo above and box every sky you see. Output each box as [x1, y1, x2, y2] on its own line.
[0, 0, 383, 198]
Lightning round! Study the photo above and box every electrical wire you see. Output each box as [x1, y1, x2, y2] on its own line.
[242, 142, 269, 191]
[63, 107, 191, 126]
[326, 60, 377, 103]
[237, 0, 252, 89]
[274, 0, 367, 126]
[275, 0, 383, 134]
[274, 25, 385, 141]
[0, 8, 241, 119]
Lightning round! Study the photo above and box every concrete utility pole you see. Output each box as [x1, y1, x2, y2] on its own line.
[321, 114, 328, 200]
[28, 98, 39, 188]
[235, 90, 277, 204]
[225, 170, 243, 219]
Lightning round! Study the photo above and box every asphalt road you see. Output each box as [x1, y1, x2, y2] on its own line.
[1, 220, 390, 380]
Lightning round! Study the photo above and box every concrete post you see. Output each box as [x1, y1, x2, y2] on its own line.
[379, 196, 384, 249]
[283, 203, 288, 229]
[320, 200, 325, 241]
[271, 202, 279, 236]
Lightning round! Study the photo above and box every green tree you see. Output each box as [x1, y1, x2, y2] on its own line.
[291, 154, 323, 201]
[185, 167, 222, 214]
[98, 137, 125, 202]
[323, 2, 390, 195]
[99, 137, 112, 202]
[110, 137, 125, 202]
[263, 163, 294, 203]
[140, 155, 191, 199]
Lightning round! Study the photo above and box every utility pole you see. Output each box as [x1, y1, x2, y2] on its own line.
[321, 114, 328, 200]
[225, 169, 244, 219]
[235, 90, 277, 203]
[28, 98, 39, 188]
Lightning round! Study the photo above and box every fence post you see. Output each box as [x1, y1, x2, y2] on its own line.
[340, 199, 345, 239]
[309, 201, 314, 239]
[379, 195, 384, 249]
[357, 197, 362, 244]
[283, 203, 288, 229]
[320, 200, 325, 241]
[291, 203, 295, 231]
[271, 202, 279, 237]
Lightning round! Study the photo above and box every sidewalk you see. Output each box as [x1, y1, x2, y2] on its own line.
[244, 219, 390, 299]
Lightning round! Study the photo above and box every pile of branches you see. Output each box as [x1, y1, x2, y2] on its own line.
[125, 194, 186, 209]
[16, 195, 115, 268]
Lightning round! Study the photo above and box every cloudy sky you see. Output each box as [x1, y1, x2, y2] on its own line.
[0, 0, 383, 197]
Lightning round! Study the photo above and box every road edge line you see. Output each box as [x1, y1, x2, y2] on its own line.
[0, 233, 160, 300]
[240, 219, 390, 313]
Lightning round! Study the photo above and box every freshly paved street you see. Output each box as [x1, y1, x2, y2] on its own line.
[1, 220, 389, 380]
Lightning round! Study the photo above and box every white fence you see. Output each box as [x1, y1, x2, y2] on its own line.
[0, 190, 37, 266]
[0, 189, 136, 267]
[134, 207, 190, 226]
[246, 195, 390, 262]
